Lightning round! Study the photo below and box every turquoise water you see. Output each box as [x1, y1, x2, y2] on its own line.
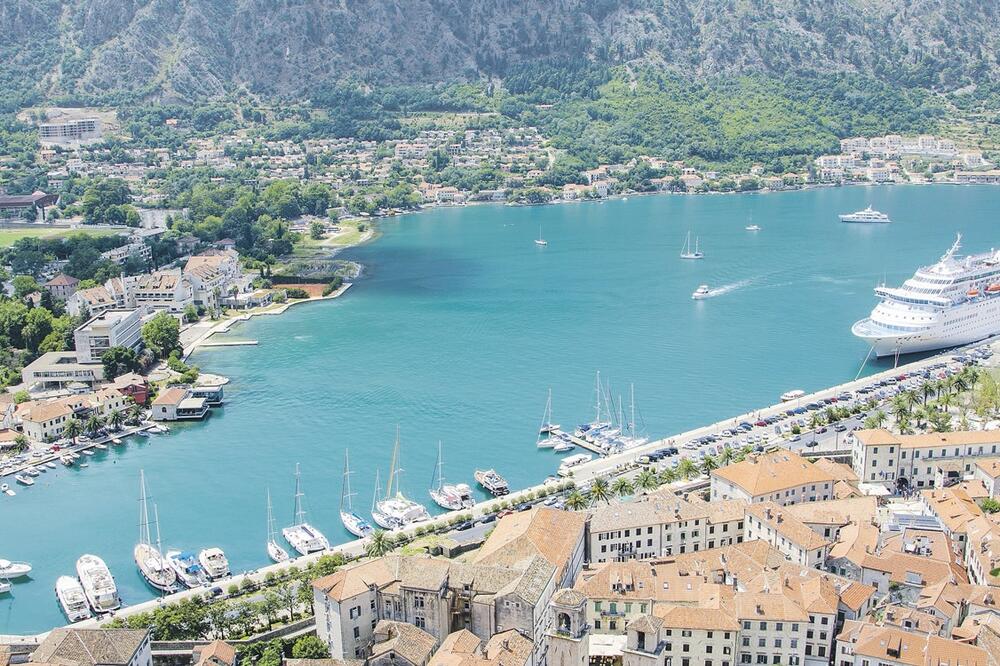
[2, 184, 999, 633]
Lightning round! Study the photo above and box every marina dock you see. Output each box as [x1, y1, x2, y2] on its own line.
[547, 428, 605, 455]
[197, 340, 259, 348]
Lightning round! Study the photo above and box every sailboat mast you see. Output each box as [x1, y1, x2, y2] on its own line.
[138, 469, 150, 546]
[153, 504, 162, 555]
[293, 463, 305, 526]
[630, 383, 636, 437]
[386, 427, 399, 498]
[435, 441, 445, 491]
[594, 371, 602, 422]
[342, 450, 355, 512]
[372, 468, 382, 511]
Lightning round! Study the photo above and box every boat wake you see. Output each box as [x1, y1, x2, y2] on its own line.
[705, 279, 750, 298]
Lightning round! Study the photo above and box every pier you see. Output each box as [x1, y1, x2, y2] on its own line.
[547, 428, 605, 455]
[196, 340, 259, 348]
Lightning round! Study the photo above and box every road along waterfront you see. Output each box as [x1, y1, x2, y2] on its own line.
[2, 184, 1000, 635]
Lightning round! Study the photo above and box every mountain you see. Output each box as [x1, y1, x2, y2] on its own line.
[2, 0, 999, 105]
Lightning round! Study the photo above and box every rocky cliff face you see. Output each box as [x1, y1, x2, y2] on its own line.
[3, 0, 999, 103]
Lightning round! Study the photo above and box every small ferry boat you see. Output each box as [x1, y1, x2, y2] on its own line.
[474, 469, 509, 496]
[428, 442, 475, 511]
[691, 285, 712, 300]
[839, 206, 891, 223]
[55, 575, 92, 622]
[266, 488, 290, 562]
[680, 231, 704, 259]
[0, 559, 32, 579]
[165, 550, 209, 588]
[76, 554, 120, 613]
[198, 548, 230, 580]
[781, 389, 806, 402]
[14, 474, 34, 486]
[282, 464, 330, 555]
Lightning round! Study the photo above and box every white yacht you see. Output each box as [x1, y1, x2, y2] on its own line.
[55, 576, 92, 622]
[839, 206, 891, 223]
[134, 471, 178, 593]
[428, 441, 475, 512]
[680, 231, 704, 259]
[0, 579, 9, 595]
[853, 235, 1000, 356]
[535, 225, 548, 246]
[372, 428, 431, 529]
[282, 463, 330, 555]
[780, 389, 806, 402]
[165, 550, 210, 588]
[76, 554, 120, 613]
[0, 559, 31, 579]
[266, 488, 290, 562]
[474, 469, 509, 496]
[536, 389, 559, 448]
[558, 453, 592, 474]
[339, 451, 373, 539]
[14, 474, 33, 486]
[198, 548, 230, 580]
[691, 285, 711, 300]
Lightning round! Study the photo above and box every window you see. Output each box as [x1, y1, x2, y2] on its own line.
[415, 617, 426, 629]
[759, 622, 767, 630]
[707, 646, 714, 654]
[791, 624, 799, 632]
[821, 617, 828, 625]
[758, 639, 766, 648]
[775, 623, 783, 631]
[682, 630, 692, 637]
[353, 627, 360, 640]
[349, 606, 361, 620]
[595, 620, 601, 630]
[774, 639, 781, 648]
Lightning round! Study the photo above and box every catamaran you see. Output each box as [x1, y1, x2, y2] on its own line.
[372, 428, 431, 529]
[536, 388, 560, 448]
[76, 554, 120, 613]
[165, 550, 209, 588]
[282, 463, 330, 555]
[55, 575, 92, 622]
[266, 488, 289, 562]
[134, 471, 178, 593]
[340, 451, 373, 539]
[429, 441, 474, 511]
[680, 231, 704, 259]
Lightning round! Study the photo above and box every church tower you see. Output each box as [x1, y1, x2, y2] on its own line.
[545, 589, 590, 666]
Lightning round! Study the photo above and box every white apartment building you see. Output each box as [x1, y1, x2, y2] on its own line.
[38, 117, 103, 146]
[745, 504, 831, 569]
[73, 309, 143, 364]
[735, 594, 808, 666]
[851, 429, 1000, 491]
[711, 450, 835, 506]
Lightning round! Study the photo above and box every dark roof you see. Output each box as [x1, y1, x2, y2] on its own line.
[0, 192, 54, 207]
[32, 628, 150, 666]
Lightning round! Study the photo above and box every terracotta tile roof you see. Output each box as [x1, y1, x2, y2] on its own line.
[733, 592, 809, 622]
[711, 450, 834, 497]
[75, 286, 115, 307]
[32, 628, 149, 666]
[829, 521, 880, 566]
[371, 620, 437, 666]
[152, 387, 188, 406]
[785, 496, 877, 527]
[881, 605, 943, 634]
[812, 457, 859, 483]
[839, 582, 876, 612]
[589, 491, 707, 532]
[863, 551, 966, 587]
[655, 605, 738, 630]
[747, 503, 831, 550]
[921, 488, 984, 534]
[849, 622, 988, 666]
[481, 630, 532, 666]
[856, 428, 1000, 449]
[195, 640, 236, 666]
[473, 507, 585, 581]
[974, 457, 1000, 479]
[21, 399, 74, 423]
[45, 273, 79, 287]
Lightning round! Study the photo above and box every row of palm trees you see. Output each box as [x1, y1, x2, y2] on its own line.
[62, 404, 144, 444]
[865, 366, 982, 434]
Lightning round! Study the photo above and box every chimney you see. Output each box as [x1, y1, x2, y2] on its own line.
[756, 604, 764, 615]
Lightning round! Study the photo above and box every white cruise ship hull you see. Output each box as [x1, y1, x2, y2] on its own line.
[854, 304, 1000, 357]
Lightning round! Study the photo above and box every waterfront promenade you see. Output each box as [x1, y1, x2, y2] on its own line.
[8, 334, 989, 641]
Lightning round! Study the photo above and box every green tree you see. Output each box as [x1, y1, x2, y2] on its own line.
[64, 417, 83, 444]
[366, 530, 393, 557]
[588, 478, 611, 505]
[12, 275, 39, 298]
[635, 468, 660, 491]
[677, 458, 699, 480]
[564, 490, 588, 511]
[659, 466, 678, 485]
[22, 307, 54, 353]
[611, 477, 634, 497]
[183, 304, 200, 324]
[107, 409, 125, 431]
[981, 498, 1000, 514]
[85, 413, 104, 436]
[260, 590, 281, 630]
[292, 635, 330, 659]
[700, 454, 719, 475]
[13, 433, 28, 452]
[142, 312, 181, 358]
[101, 346, 140, 379]
[309, 221, 325, 240]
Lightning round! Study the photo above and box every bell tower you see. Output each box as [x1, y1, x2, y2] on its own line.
[545, 589, 590, 666]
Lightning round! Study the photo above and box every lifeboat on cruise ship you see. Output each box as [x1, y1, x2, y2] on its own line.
[986, 284, 1000, 293]
[967, 288, 980, 297]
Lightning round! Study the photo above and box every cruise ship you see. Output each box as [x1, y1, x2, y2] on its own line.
[852, 235, 1000, 356]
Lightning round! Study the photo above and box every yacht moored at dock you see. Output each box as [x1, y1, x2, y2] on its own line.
[372, 429, 431, 529]
[0, 559, 31, 579]
[197, 548, 230, 580]
[339, 451, 373, 539]
[428, 441, 474, 511]
[853, 234, 1000, 356]
[839, 206, 891, 223]
[134, 472, 178, 593]
[55, 576, 92, 622]
[266, 488, 289, 562]
[558, 453, 593, 475]
[165, 550, 209, 588]
[282, 463, 330, 555]
[780, 389, 806, 402]
[76, 554, 120, 613]
[474, 469, 509, 496]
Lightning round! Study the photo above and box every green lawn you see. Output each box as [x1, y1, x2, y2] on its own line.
[0, 227, 122, 247]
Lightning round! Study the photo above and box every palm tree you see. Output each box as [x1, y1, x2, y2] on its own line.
[128, 403, 144, 424]
[635, 468, 660, 491]
[611, 477, 634, 498]
[890, 395, 910, 422]
[896, 414, 913, 435]
[677, 458, 699, 480]
[700, 454, 718, 476]
[13, 433, 28, 453]
[85, 413, 104, 436]
[863, 409, 887, 430]
[921, 381, 935, 404]
[366, 530, 393, 558]
[107, 409, 125, 431]
[588, 478, 611, 505]
[64, 417, 83, 445]
[564, 491, 588, 511]
[719, 446, 735, 466]
[658, 467, 678, 486]
[808, 412, 825, 430]
[900, 389, 919, 410]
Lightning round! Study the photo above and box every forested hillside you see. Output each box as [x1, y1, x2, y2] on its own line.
[2, 0, 999, 109]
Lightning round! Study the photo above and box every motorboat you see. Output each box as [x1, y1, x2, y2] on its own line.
[166, 550, 209, 588]
[0, 579, 9, 595]
[282, 463, 330, 554]
[1, 484, 13, 496]
[781, 389, 806, 402]
[266, 488, 290, 562]
[0, 559, 32, 579]
[26, 467, 40, 477]
[339, 451, 373, 539]
[839, 206, 890, 223]
[76, 554, 120, 613]
[691, 285, 712, 300]
[55, 575, 92, 622]
[745, 224, 761, 231]
[198, 548, 230, 580]
[474, 469, 509, 496]
[14, 474, 33, 486]
[45, 461, 57, 469]
[428, 441, 475, 511]
[553, 439, 574, 453]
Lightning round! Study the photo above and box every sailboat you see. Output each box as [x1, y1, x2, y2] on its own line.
[281, 463, 330, 555]
[575, 370, 613, 439]
[621, 383, 649, 449]
[534, 225, 548, 246]
[745, 213, 760, 231]
[340, 451, 373, 538]
[266, 488, 289, 562]
[134, 471, 178, 593]
[680, 231, 704, 259]
[536, 388, 560, 448]
[372, 427, 431, 530]
[429, 441, 474, 511]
